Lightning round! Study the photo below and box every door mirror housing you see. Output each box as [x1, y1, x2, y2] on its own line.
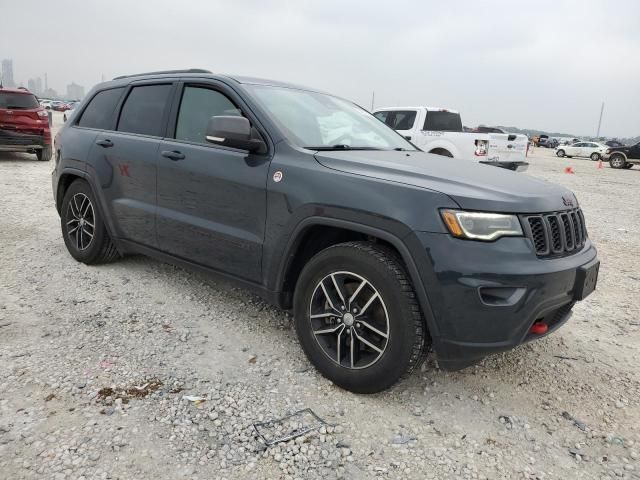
[206, 116, 265, 152]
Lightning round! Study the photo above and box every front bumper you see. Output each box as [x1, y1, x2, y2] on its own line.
[409, 232, 598, 369]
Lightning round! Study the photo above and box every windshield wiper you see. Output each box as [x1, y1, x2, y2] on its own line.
[305, 145, 384, 151]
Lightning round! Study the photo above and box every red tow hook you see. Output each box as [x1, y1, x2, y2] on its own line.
[529, 322, 548, 335]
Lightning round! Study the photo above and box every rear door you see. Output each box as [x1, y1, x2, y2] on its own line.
[87, 82, 174, 247]
[155, 80, 270, 282]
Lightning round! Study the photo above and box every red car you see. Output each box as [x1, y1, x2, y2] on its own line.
[0, 87, 52, 161]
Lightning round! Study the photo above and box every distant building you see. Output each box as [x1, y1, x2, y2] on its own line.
[42, 87, 58, 99]
[27, 77, 44, 96]
[66, 82, 85, 100]
[1, 59, 15, 88]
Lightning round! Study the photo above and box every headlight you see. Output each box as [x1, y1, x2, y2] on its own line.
[440, 209, 523, 241]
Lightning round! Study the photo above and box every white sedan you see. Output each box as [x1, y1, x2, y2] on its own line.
[555, 142, 608, 161]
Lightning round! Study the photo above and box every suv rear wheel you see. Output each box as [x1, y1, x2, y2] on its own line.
[36, 146, 52, 161]
[609, 154, 626, 169]
[60, 180, 119, 264]
[293, 241, 428, 393]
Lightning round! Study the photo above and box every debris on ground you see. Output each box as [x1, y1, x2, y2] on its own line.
[253, 408, 329, 445]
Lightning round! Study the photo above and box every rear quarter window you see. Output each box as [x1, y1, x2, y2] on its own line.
[77, 88, 124, 130]
[423, 111, 463, 132]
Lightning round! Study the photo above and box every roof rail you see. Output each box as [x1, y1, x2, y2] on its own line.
[112, 69, 212, 80]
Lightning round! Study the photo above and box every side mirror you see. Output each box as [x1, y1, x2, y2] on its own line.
[206, 116, 265, 152]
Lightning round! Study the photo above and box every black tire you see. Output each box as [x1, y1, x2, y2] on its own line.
[590, 152, 600, 161]
[36, 146, 52, 161]
[60, 180, 119, 265]
[556, 149, 565, 157]
[293, 241, 429, 393]
[609, 154, 626, 169]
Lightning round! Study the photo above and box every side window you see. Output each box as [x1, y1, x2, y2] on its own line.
[77, 88, 124, 130]
[175, 86, 241, 144]
[117, 84, 172, 137]
[382, 110, 416, 130]
[373, 111, 389, 123]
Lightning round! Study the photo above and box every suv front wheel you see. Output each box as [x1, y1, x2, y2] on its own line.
[293, 241, 428, 393]
[60, 180, 119, 264]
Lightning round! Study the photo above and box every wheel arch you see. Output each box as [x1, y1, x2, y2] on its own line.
[276, 217, 439, 336]
[610, 151, 628, 161]
[56, 168, 119, 241]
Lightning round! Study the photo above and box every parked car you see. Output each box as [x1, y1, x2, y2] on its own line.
[52, 101, 71, 112]
[63, 102, 80, 122]
[0, 87, 52, 161]
[538, 137, 558, 148]
[40, 99, 53, 110]
[52, 69, 599, 393]
[603, 142, 640, 169]
[555, 142, 608, 161]
[373, 107, 529, 171]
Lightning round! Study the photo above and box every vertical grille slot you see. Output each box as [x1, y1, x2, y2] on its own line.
[524, 208, 587, 258]
[571, 211, 582, 247]
[560, 213, 574, 251]
[546, 215, 563, 253]
[527, 216, 548, 255]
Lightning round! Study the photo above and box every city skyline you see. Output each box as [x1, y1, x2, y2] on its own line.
[1, 58, 86, 100]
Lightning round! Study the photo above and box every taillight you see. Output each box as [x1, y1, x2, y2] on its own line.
[474, 139, 488, 156]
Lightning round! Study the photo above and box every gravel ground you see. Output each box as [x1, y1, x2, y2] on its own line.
[1, 115, 639, 479]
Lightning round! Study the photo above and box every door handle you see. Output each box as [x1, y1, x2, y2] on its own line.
[96, 139, 113, 148]
[161, 150, 185, 161]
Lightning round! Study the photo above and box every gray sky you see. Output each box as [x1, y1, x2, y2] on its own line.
[3, 0, 639, 137]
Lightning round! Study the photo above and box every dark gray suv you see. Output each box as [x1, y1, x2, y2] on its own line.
[52, 69, 599, 393]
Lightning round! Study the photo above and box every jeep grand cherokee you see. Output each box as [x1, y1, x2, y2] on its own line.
[52, 69, 599, 393]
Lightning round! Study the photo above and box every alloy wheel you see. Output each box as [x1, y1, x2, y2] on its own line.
[66, 193, 95, 251]
[308, 271, 390, 369]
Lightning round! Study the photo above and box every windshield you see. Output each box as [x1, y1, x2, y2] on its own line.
[245, 85, 416, 150]
[0, 92, 39, 109]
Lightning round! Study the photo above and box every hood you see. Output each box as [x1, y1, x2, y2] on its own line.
[314, 150, 576, 213]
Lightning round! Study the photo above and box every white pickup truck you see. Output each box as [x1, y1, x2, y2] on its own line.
[373, 106, 529, 171]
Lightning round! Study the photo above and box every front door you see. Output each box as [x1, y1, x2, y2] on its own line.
[156, 82, 270, 282]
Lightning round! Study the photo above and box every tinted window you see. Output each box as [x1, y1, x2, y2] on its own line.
[373, 111, 389, 123]
[78, 88, 124, 129]
[423, 111, 463, 132]
[385, 111, 416, 130]
[117, 84, 172, 136]
[0, 92, 39, 109]
[175, 86, 241, 144]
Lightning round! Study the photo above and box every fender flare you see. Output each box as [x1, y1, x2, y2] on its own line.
[609, 151, 628, 161]
[56, 167, 119, 240]
[276, 216, 440, 337]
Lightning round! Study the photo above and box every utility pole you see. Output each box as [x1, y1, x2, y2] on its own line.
[370, 91, 375, 112]
[596, 102, 604, 137]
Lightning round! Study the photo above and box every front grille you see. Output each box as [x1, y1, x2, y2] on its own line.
[522, 208, 587, 257]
